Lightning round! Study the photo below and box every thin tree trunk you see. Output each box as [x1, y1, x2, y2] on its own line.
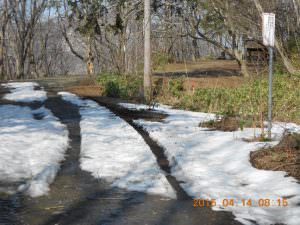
[144, 0, 152, 102]
[0, 32, 4, 79]
[16, 56, 25, 79]
[0, 0, 8, 80]
[86, 36, 94, 75]
[232, 35, 250, 77]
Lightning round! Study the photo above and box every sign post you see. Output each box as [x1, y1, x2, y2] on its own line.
[262, 13, 275, 140]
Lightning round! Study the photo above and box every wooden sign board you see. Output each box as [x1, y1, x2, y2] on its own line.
[262, 13, 276, 47]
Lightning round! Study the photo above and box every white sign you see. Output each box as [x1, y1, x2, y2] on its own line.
[262, 13, 276, 47]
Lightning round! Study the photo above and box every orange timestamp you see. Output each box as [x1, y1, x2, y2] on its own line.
[193, 198, 288, 207]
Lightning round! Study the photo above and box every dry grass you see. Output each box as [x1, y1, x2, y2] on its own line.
[155, 60, 240, 73]
[67, 85, 102, 97]
[250, 133, 300, 181]
[200, 117, 240, 132]
[163, 76, 246, 89]
[199, 116, 265, 132]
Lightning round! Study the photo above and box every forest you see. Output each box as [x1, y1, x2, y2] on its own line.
[1, 0, 299, 126]
[0, 1, 300, 225]
[0, 0, 299, 79]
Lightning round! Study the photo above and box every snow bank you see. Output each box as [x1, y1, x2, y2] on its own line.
[120, 103, 300, 225]
[0, 105, 68, 197]
[59, 92, 176, 199]
[1, 82, 47, 102]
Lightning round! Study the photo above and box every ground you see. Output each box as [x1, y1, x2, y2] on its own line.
[154, 59, 250, 89]
[0, 62, 299, 225]
[154, 60, 241, 76]
[65, 64, 300, 182]
[0, 77, 241, 225]
[251, 133, 300, 180]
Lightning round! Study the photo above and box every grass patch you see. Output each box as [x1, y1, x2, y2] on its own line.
[157, 74, 300, 124]
[97, 73, 142, 99]
[95, 72, 299, 124]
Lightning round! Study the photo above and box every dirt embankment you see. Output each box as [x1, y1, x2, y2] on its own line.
[251, 133, 300, 181]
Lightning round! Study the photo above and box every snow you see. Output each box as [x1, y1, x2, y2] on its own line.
[0, 105, 69, 197]
[120, 103, 300, 225]
[1, 82, 47, 102]
[59, 92, 176, 199]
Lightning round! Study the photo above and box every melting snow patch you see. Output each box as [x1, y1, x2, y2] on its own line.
[120, 103, 300, 225]
[0, 105, 68, 197]
[59, 92, 176, 199]
[1, 82, 47, 102]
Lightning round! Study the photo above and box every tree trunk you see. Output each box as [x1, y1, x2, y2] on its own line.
[86, 36, 94, 75]
[234, 48, 250, 77]
[144, 0, 152, 102]
[0, 33, 4, 80]
[0, 0, 8, 80]
[16, 56, 25, 79]
[240, 60, 250, 77]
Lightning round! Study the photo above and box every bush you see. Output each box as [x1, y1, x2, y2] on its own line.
[168, 77, 185, 97]
[153, 52, 173, 71]
[97, 72, 142, 98]
[105, 81, 120, 97]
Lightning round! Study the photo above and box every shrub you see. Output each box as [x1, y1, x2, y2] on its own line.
[97, 72, 142, 98]
[153, 52, 173, 71]
[168, 77, 185, 97]
[105, 81, 120, 97]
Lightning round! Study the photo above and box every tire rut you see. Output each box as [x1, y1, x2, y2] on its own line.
[0, 83, 242, 225]
[86, 97, 191, 200]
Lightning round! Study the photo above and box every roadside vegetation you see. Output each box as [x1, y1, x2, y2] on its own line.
[97, 73, 143, 99]
[94, 68, 300, 181]
[1, 0, 299, 183]
[96, 71, 300, 125]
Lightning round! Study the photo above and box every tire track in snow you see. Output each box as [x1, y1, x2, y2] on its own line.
[85, 97, 192, 200]
[1, 82, 241, 225]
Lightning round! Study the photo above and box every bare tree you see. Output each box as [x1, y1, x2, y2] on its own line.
[8, 0, 47, 78]
[0, 0, 9, 79]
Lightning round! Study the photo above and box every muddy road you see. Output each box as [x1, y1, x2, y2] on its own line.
[0, 78, 241, 225]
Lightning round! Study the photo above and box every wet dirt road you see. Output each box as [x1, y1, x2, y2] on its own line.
[0, 79, 242, 225]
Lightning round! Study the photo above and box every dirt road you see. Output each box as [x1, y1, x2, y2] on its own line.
[0, 78, 242, 225]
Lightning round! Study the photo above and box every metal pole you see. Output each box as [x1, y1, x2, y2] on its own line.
[267, 47, 273, 139]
